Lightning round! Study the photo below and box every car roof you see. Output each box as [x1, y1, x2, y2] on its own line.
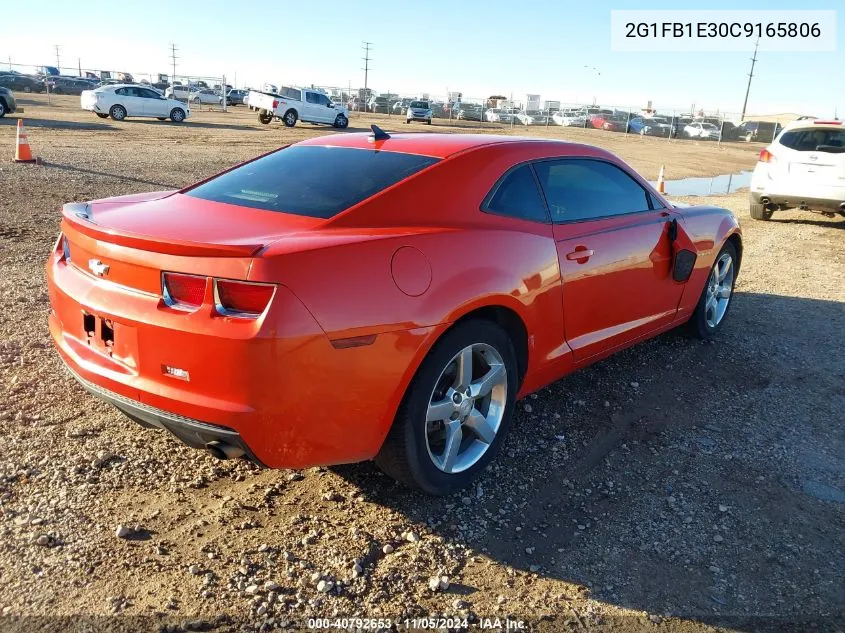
[296, 133, 610, 160]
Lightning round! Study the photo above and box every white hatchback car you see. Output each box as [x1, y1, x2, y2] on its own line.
[749, 119, 845, 220]
[82, 84, 190, 122]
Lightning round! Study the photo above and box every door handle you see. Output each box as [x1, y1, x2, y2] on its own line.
[566, 247, 594, 262]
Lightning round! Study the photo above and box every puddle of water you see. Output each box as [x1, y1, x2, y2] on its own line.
[802, 480, 845, 504]
[650, 170, 752, 197]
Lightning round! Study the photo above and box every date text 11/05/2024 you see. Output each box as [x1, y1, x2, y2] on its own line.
[625, 22, 821, 39]
[306, 617, 526, 630]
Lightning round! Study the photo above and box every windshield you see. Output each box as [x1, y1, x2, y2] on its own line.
[184, 146, 440, 218]
[409, 101, 429, 109]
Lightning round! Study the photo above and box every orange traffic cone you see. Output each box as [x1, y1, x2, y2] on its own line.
[14, 119, 36, 163]
[657, 165, 666, 193]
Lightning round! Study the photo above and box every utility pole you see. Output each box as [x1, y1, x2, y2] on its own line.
[78, 58, 82, 77]
[740, 38, 759, 122]
[362, 41, 372, 96]
[169, 43, 179, 86]
[54, 44, 60, 70]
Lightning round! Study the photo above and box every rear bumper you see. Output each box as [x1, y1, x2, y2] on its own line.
[751, 191, 845, 211]
[62, 358, 264, 465]
[46, 247, 441, 469]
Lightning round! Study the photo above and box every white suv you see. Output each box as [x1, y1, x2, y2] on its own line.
[749, 119, 845, 220]
[405, 100, 432, 125]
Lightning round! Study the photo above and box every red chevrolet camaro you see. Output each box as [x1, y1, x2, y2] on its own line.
[46, 128, 742, 494]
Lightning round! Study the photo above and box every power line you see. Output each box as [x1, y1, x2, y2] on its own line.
[362, 41, 372, 94]
[169, 43, 179, 84]
[740, 38, 759, 122]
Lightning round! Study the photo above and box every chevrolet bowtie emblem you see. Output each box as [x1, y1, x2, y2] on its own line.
[88, 259, 110, 277]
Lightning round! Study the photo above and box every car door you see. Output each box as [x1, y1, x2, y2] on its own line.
[137, 88, 168, 116]
[114, 87, 143, 116]
[535, 158, 684, 362]
[301, 91, 322, 122]
[316, 93, 336, 122]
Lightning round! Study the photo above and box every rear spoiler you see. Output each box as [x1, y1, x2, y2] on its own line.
[61, 204, 264, 258]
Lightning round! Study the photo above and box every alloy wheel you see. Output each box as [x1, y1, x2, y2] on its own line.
[705, 252, 734, 328]
[425, 343, 507, 474]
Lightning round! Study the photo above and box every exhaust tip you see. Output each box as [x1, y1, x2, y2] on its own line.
[206, 441, 245, 460]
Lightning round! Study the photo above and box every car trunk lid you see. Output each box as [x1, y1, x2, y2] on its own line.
[60, 191, 319, 295]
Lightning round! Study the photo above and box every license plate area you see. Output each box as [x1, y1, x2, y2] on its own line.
[81, 311, 137, 369]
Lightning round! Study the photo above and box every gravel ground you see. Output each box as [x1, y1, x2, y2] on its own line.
[0, 97, 843, 633]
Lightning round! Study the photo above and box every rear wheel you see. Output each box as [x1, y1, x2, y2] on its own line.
[686, 241, 738, 339]
[109, 104, 127, 121]
[282, 109, 297, 127]
[258, 111, 273, 124]
[750, 200, 773, 221]
[95, 113, 109, 119]
[375, 320, 518, 495]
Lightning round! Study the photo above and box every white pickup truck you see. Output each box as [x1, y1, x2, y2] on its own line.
[247, 87, 349, 128]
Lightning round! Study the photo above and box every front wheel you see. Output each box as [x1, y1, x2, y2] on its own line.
[169, 108, 186, 123]
[686, 241, 738, 339]
[109, 104, 127, 121]
[333, 114, 348, 129]
[282, 110, 297, 127]
[375, 320, 518, 495]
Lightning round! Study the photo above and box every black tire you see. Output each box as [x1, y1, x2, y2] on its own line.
[169, 108, 185, 123]
[23, 86, 32, 94]
[426, 120, 432, 125]
[749, 200, 773, 221]
[96, 113, 109, 119]
[157, 117, 166, 121]
[0, 100, 7, 117]
[375, 319, 519, 495]
[282, 109, 297, 127]
[109, 104, 127, 121]
[258, 111, 273, 125]
[685, 240, 738, 339]
[405, 119, 411, 124]
[333, 114, 348, 129]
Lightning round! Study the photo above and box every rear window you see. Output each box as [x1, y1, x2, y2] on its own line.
[184, 146, 439, 218]
[779, 127, 845, 153]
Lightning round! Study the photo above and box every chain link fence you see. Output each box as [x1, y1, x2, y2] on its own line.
[1, 62, 230, 112]
[1, 59, 791, 141]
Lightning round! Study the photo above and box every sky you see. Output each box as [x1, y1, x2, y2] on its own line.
[1, 0, 842, 117]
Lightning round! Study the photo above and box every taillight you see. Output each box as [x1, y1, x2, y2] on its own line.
[162, 272, 206, 309]
[272, 99, 279, 109]
[214, 279, 275, 317]
[758, 149, 775, 163]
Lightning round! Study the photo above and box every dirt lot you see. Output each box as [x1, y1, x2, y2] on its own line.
[0, 96, 843, 633]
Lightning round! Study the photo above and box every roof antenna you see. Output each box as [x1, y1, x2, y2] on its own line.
[368, 124, 390, 142]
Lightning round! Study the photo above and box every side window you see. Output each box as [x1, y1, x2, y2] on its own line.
[483, 165, 549, 223]
[306, 92, 319, 104]
[139, 89, 158, 99]
[318, 94, 331, 106]
[115, 88, 127, 96]
[533, 159, 653, 222]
